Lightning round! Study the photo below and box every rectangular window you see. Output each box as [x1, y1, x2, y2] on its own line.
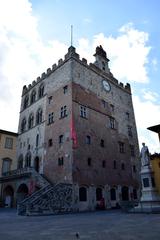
[143, 178, 149, 188]
[121, 163, 125, 170]
[80, 105, 87, 118]
[101, 100, 107, 108]
[86, 135, 91, 144]
[58, 157, 64, 166]
[100, 139, 104, 147]
[59, 135, 64, 144]
[60, 106, 67, 118]
[133, 165, 136, 173]
[119, 142, 125, 153]
[48, 112, 54, 124]
[113, 160, 117, 169]
[63, 85, 68, 94]
[109, 117, 115, 129]
[102, 160, 106, 168]
[128, 126, 133, 137]
[110, 104, 114, 112]
[126, 112, 130, 120]
[48, 139, 53, 147]
[130, 145, 135, 157]
[5, 137, 13, 149]
[48, 96, 53, 104]
[87, 158, 91, 166]
[2, 159, 11, 174]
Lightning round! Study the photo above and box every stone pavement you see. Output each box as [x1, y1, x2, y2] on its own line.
[0, 208, 160, 240]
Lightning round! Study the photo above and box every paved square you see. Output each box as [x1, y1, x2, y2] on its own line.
[0, 209, 160, 240]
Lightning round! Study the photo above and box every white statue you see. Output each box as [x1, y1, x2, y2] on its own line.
[140, 142, 150, 167]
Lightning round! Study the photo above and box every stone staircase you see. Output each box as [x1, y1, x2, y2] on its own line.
[18, 182, 73, 216]
[0, 167, 49, 189]
[33, 170, 50, 188]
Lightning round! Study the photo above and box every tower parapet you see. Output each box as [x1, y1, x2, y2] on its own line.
[22, 45, 131, 96]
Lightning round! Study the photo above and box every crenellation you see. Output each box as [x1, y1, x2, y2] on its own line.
[32, 80, 36, 86]
[58, 58, 63, 66]
[28, 84, 32, 89]
[111, 77, 118, 84]
[46, 68, 52, 76]
[73, 52, 80, 60]
[22, 85, 28, 95]
[119, 82, 124, 88]
[82, 58, 87, 65]
[66, 46, 79, 60]
[125, 83, 131, 92]
[52, 63, 57, 71]
[37, 76, 41, 82]
[41, 72, 46, 79]
[68, 46, 76, 54]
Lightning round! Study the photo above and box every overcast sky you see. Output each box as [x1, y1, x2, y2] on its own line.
[0, 0, 160, 153]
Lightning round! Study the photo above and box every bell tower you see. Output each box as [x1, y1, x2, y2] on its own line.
[93, 45, 110, 73]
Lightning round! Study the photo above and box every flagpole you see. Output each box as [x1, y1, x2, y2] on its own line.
[71, 25, 73, 46]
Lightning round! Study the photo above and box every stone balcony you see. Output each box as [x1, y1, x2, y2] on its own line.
[0, 167, 34, 182]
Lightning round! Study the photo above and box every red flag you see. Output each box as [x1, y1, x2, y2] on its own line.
[70, 114, 78, 148]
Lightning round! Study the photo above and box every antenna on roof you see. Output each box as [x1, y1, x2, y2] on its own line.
[71, 25, 73, 46]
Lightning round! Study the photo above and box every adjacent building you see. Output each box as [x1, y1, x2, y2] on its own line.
[0, 45, 140, 211]
[0, 129, 18, 206]
[148, 124, 160, 195]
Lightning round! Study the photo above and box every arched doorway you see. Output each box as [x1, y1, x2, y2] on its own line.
[17, 184, 28, 203]
[96, 187, 103, 201]
[34, 156, 40, 172]
[121, 186, 129, 201]
[3, 185, 14, 207]
[79, 187, 87, 202]
[110, 188, 116, 201]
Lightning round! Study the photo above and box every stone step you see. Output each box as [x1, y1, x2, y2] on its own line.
[18, 182, 73, 216]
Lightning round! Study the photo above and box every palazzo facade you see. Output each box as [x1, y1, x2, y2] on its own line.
[1, 45, 140, 212]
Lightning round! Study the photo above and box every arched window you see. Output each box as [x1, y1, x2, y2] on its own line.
[17, 154, 23, 169]
[30, 90, 36, 104]
[34, 156, 40, 172]
[110, 188, 116, 201]
[23, 95, 29, 109]
[25, 152, 31, 167]
[21, 118, 26, 133]
[121, 186, 129, 201]
[36, 108, 43, 124]
[96, 188, 103, 201]
[38, 84, 44, 98]
[36, 134, 39, 147]
[28, 113, 34, 129]
[79, 187, 87, 202]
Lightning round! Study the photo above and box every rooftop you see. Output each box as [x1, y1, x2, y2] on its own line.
[0, 129, 18, 137]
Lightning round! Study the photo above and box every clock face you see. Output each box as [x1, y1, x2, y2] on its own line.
[102, 80, 111, 92]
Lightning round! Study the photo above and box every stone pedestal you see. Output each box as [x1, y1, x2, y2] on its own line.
[133, 165, 160, 213]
